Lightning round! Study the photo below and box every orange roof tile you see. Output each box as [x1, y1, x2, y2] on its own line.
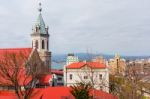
[66, 62, 106, 69]
[0, 87, 118, 99]
[39, 74, 53, 85]
[0, 91, 17, 99]
[0, 48, 32, 86]
[89, 89, 118, 99]
[0, 48, 32, 60]
[51, 69, 63, 75]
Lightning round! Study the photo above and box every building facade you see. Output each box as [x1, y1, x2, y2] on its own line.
[64, 62, 109, 93]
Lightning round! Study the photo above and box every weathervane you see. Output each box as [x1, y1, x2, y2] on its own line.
[38, 2, 42, 13]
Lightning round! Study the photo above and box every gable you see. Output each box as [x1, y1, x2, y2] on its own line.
[80, 64, 91, 70]
[26, 49, 45, 75]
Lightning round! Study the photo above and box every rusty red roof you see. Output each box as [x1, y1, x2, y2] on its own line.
[0, 48, 32, 55]
[0, 48, 32, 86]
[66, 62, 106, 69]
[0, 87, 118, 99]
[51, 69, 63, 75]
[0, 91, 17, 99]
[39, 74, 53, 85]
[89, 89, 118, 99]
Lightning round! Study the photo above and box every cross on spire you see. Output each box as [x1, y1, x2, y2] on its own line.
[38, 2, 42, 13]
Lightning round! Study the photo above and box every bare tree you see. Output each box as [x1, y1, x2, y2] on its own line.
[0, 50, 44, 99]
[110, 63, 150, 99]
[75, 64, 110, 97]
[78, 67, 108, 89]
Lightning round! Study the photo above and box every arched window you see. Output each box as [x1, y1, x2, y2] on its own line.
[35, 40, 38, 49]
[47, 40, 49, 50]
[42, 40, 45, 49]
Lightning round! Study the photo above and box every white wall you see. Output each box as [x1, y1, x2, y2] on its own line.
[32, 36, 49, 52]
[64, 67, 109, 93]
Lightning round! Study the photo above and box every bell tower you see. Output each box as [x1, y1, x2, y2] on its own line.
[31, 3, 51, 73]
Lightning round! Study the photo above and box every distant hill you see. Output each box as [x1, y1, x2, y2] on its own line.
[52, 53, 150, 62]
[51, 53, 150, 69]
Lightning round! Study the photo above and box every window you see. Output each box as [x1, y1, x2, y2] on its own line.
[100, 86, 103, 90]
[35, 40, 38, 49]
[35, 26, 38, 32]
[69, 74, 72, 80]
[42, 40, 45, 49]
[84, 76, 88, 79]
[99, 74, 102, 80]
[58, 77, 62, 81]
[47, 40, 49, 50]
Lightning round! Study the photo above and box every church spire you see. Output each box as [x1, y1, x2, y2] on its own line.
[32, 2, 48, 34]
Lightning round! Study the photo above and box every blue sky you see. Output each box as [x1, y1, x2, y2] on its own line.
[0, 0, 150, 55]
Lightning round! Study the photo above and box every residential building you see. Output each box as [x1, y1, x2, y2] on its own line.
[51, 69, 64, 86]
[64, 61, 109, 93]
[128, 59, 150, 75]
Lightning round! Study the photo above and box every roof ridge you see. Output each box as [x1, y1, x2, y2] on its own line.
[0, 48, 32, 50]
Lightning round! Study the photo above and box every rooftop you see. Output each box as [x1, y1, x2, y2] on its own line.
[66, 62, 106, 69]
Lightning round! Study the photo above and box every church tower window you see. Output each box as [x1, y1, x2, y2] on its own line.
[42, 40, 45, 49]
[47, 40, 49, 50]
[35, 40, 38, 49]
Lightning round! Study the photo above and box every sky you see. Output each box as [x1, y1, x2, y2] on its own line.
[0, 0, 150, 56]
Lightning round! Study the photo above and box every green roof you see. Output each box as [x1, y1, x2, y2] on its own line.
[35, 13, 46, 34]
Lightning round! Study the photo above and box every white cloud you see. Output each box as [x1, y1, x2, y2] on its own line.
[0, 0, 150, 55]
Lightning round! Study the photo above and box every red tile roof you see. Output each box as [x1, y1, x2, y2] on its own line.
[0, 68, 32, 86]
[0, 48, 32, 58]
[89, 89, 118, 99]
[41, 87, 75, 99]
[0, 91, 17, 99]
[51, 69, 63, 75]
[39, 74, 53, 85]
[0, 87, 118, 99]
[0, 48, 32, 86]
[66, 62, 106, 69]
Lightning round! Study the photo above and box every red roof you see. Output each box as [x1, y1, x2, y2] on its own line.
[0, 68, 32, 86]
[0, 48, 32, 86]
[51, 69, 63, 75]
[39, 74, 53, 85]
[0, 48, 32, 58]
[0, 87, 118, 99]
[0, 91, 17, 99]
[39, 87, 75, 99]
[89, 89, 118, 99]
[66, 62, 106, 69]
